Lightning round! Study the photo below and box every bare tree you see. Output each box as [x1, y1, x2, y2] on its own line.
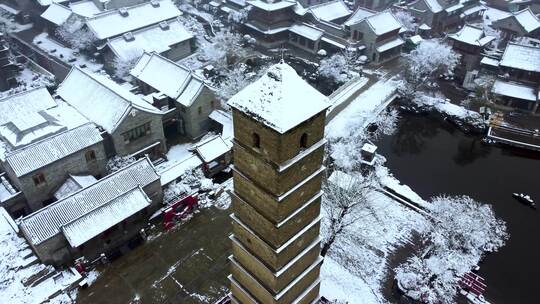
[321, 171, 377, 257]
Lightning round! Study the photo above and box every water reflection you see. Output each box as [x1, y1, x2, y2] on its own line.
[376, 111, 540, 304]
[452, 138, 491, 166]
[390, 114, 440, 155]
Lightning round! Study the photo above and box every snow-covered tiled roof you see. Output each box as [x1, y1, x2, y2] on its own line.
[62, 186, 150, 247]
[491, 79, 537, 101]
[130, 52, 205, 107]
[177, 78, 204, 107]
[480, 56, 499, 67]
[36, 0, 69, 7]
[54, 174, 97, 200]
[4, 123, 102, 177]
[376, 37, 405, 53]
[247, 0, 296, 11]
[444, 3, 463, 13]
[107, 18, 193, 62]
[365, 11, 401, 35]
[57, 67, 161, 133]
[513, 7, 540, 33]
[40, 3, 72, 26]
[228, 62, 329, 133]
[308, 0, 351, 22]
[131, 52, 190, 97]
[194, 135, 230, 162]
[19, 157, 159, 245]
[499, 43, 540, 72]
[448, 24, 494, 46]
[86, 0, 181, 40]
[289, 23, 324, 41]
[423, 0, 443, 13]
[0, 87, 57, 127]
[69, 0, 103, 18]
[344, 7, 375, 26]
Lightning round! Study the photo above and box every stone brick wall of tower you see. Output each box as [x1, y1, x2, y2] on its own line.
[232, 110, 326, 165]
[232, 166, 323, 223]
[233, 142, 324, 199]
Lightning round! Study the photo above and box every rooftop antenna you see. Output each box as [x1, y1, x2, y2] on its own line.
[280, 44, 285, 63]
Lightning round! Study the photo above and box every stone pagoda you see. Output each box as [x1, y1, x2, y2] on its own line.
[227, 62, 329, 303]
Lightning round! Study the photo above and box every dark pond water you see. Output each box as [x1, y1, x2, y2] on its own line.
[376, 112, 540, 304]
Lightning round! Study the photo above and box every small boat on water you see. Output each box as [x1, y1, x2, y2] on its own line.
[512, 193, 536, 209]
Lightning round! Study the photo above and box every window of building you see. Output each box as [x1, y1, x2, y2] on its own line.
[85, 150, 96, 162]
[198, 106, 202, 115]
[211, 100, 215, 108]
[252, 133, 260, 148]
[32, 172, 46, 186]
[300, 133, 308, 149]
[122, 122, 151, 144]
[307, 40, 315, 50]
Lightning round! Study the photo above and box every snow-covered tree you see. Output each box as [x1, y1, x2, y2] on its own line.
[215, 63, 253, 106]
[395, 195, 508, 303]
[321, 171, 377, 257]
[215, 62, 269, 107]
[106, 155, 136, 173]
[55, 15, 96, 51]
[163, 168, 213, 203]
[393, 10, 417, 32]
[199, 29, 248, 68]
[373, 108, 400, 139]
[400, 39, 460, 97]
[112, 57, 139, 80]
[318, 49, 359, 84]
[227, 6, 251, 24]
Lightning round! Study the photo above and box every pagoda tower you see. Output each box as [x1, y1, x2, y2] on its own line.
[227, 62, 329, 303]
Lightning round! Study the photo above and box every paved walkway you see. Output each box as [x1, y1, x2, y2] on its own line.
[76, 207, 231, 304]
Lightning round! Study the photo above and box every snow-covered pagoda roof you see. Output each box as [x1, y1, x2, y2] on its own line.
[364, 11, 401, 35]
[448, 24, 495, 46]
[344, 7, 375, 26]
[307, 0, 352, 23]
[57, 67, 161, 133]
[40, 3, 72, 26]
[130, 52, 205, 107]
[62, 186, 151, 248]
[19, 157, 159, 246]
[247, 0, 296, 11]
[497, 7, 540, 33]
[85, 0, 181, 40]
[228, 62, 329, 134]
[499, 43, 540, 73]
[4, 123, 102, 177]
[107, 18, 193, 62]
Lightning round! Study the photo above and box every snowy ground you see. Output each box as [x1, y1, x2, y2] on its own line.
[0, 8, 33, 33]
[0, 209, 81, 304]
[32, 33, 103, 72]
[322, 75, 430, 302]
[0, 66, 54, 99]
[327, 78, 399, 139]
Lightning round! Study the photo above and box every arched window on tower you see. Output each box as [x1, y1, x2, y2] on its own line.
[300, 133, 308, 149]
[252, 133, 260, 148]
